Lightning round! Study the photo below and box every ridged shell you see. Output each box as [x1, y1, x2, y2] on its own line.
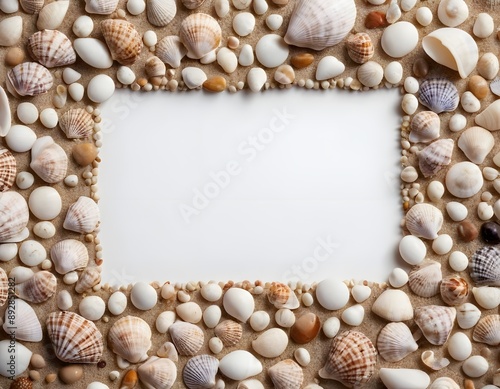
[50, 239, 89, 275]
[59, 108, 94, 139]
[30, 136, 68, 184]
[470, 246, 500, 286]
[15, 270, 56, 303]
[3, 298, 42, 342]
[440, 275, 469, 306]
[475, 99, 500, 131]
[456, 303, 481, 329]
[179, 13, 222, 60]
[414, 305, 456, 346]
[418, 78, 459, 114]
[377, 322, 418, 362]
[46, 311, 104, 363]
[183, 354, 219, 389]
[156, 35, 187, 68]
[20, 0, 44, 13]
[214, 320, 242, 347]
[267, 282, 299, 309]
[27, 30, 76, 68]
[63, 196, 100, 234]
[182, 0, 205, 9]
[319, 330, 377, 387]
[429, 377, 460, 389]
[138, 356, 177, 389]
[409, 111, 440, 143]
[458, 126, 495, 164]
[147, 0, 177, 27]
[408, 260, 442, 298]
[169, 321, 204, 356]
[0, 149, 16, 192]
[0, 191, 29, 242]
[75, 267, 101, 294]
[284, 0, 356, 51]
[346, 33, 374, 64]
[145, 56, 166, 78]
[101, 19, 143, 65]
[418, 139, 454, 178]
[37, 0, 69, 30]
[0, 86, 11, 137]
[109, 316, 152, 363]
[405, 203, 443, 240]
[268, 359, 303, 389]
[0, 267, 7, 306]
[472, 314, 500, 346]
[85, 0, 119, 14]
[6, 62, 53, 97]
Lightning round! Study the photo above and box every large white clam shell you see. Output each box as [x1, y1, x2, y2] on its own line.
[456, 303, 481, 329]
[179, 13, 221, 60]
[3, 298, 42, 342]
[37, 0, 69, 30]
[0, 16, 23, 47]
[458, 126, 495, 164]
[475, 100, 500, 131]
[63, 196, 100, 234]
[155, 35, 187, 68]
[219, 350, 263, 381]
[445, 161, 483, 198]
[252, 328, 288, 358]
[405, 203, 443, 240]
[108, 315, 152, 363]
[30, 136, 68, 184]
[377, 322, 418, 362]
[379, 368, 430, 389]
[0, 191, 29, 243]
[182, 354, 218, 389]
[50, 239, 89, 275]
[137, 356, 177, 389]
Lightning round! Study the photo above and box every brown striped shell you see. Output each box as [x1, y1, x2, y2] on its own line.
[472, 314, 500, 346]
[169, 321, 204, 356]
[75, 267, 101, 294]
[268, 359, 304, 389]
[50, 239, 89, 275]
[267, 282, 299, 309]
[15, 270, 56, 304]
[30, 136, 68, 184]
[418, 139, 454, 178]
[346, 33, 374, 64]
[108, 316, 152, 363]
[440, 275, 469, 306]
[179, 13, 222, 59]
[59, 108, 94, 139]
[6, 62, 53, 98]
[27, 29, 76, 68]
[0, 149, 16, 192]
[20, 0, 44, 13]
[214, 320, 242, 347]
[101, 19, 143, 65]
[414, 305, 456, 346]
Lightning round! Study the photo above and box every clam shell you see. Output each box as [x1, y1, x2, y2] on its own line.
[169, 321, 204, 356]
[182, 0, 205, 9]
[6, 62, 53, 97]
[27, 29, 76, 68]
[214, 320, 242, 347]
[437, 0, 468, 27]
[445, 161, 483, 198]
[85, 0, 119, 14]
[183, 354, 218, 389]
[470, 246, 500, 286]
[59, 108, 94, 139]
[408, 260, 442, 298]
[15, 270, 56, 303]
[0, 149, 16, 192]
[0, 86, 11, 137]
[267, 282, 299, 309]
[409, 111, 440, 143]
[475, 99, 500, 131]
[20, 0, 43, 13]
[319, 330, 377, 387]
[145, 55, 166, 78]
[109, 316, 152, 363]
[456, 303, 481, 329]
[418, 139, 454, 178]
[405, 203, 443, 240]
[284, 0, 356, 51]
[46, 311, 104, 363]
[30, 136, 68, 184]
[75, 266, 101, 294]
[63, 196, 100, 234]
[0, 192, 29, 242]
[223, 287, 255, 322]
[418, 78, 459, 114]
[37, 0, 69, 30]
[440, 275, 469, 306]
[473, 314, 500, 346]
[0, 16, 23, 46]
[3, 298, 42, 342]
[138, 356, 177, 389]
[155, 35, 187, 68]
[458, 126, 494, 164]
[147, 0, 176, 27]
[50, 239, 89, 275]
[414, 305, 456, 346]
[219, 350, 263, 381]
[371, 289, 413, 321]
[429, 377, 460, 389]
[252, 328, 288, 358]
[179, 13, 222, 59]
[377, 322, 418, 362]
[0, 267, 7, 306]
[346, 33, 374, 64]
[101, 19, 143, 65]
[357, 60, 383, 88]
[268, 359, 303, 389]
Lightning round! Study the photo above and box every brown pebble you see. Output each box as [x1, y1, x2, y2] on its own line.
[412, 58, 429, 78]
[365, 11, 388, 29]
[271, 0, 288, 4]
[28, 370, 40, 382]
[458, 220, 478, 242]
[5, 47, 25, 67]
[290, 53, 314, 69]
[59, 365, 84, 384]
[9, 377, 32, 389]
[73, 143, 98, 166]
[480, 346, 492, 358]
[97, 360, 107, 368]
[468, 75, 489, 99]
[464, 379, 475, 389]
[45, 373, 57, 384]
[290, 312, 321, 344]
[203, 76, 227, 93]
[30, 353, 46, 369]
[120, 370, 138, 389]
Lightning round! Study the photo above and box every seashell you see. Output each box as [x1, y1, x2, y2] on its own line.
[380, 368, 430, 389]
[147, 0, 176, 27]
[385, 0, 401, 24]
[372, 289, 413, 321]
[145, 56, 166, 78]
[138, 356, 176, 389]
[477, 52, 499, 81]
[46, 311, 103, 363]
[3, 298, 42, 342]
[74, 38, 113, 69]
[6, 62, 53, 98]
[169, 321, 204, 356]
[408, 260, 442, 298]
[414, 305, 456, 345]
[120, 370, 139, 389]
[85, 0, 119, 14]
[472, 286, 500, 310]
[429, 377, 460, 389]
[0, 149, 16, 192]
[422, 28, 478, 79]
[15, 270, 56, 303]
[421, 350, 450, 371]
[284, 0, 356, 51]
[457, 126, 494, 164]
[37, 0, 69, 30]
[179, 13, 222, 60]
[0, 267, 7, 307]
[418, 78, 459, 114]
[252, 328, 288, 358]
[0, 16, 23, 47]
[214, 320, 242, 347]
[456, 303, 481, 329]
[475, 99, 500, 131]
[0, 87, 11, 137]
[219, 350, 263, 381]
[380, 22, 418, 58]
[377, 322, 418, 362]
[156, 35, 187, 68]
[445, 161, 483, 198]
[319, 330, 377, 387]
[473, 314, 500, 346]
[268, 359, 303, 389]
[109, 316, 152, 363]
[101, 19, 143, 66]
[19, 0, 43, 13]
[223, 287, 255, 322]
[0, 191, 29, 242]
[470, 246, 500, 286]
[75, 267, 101, 294]
[409, 111, 440, 143]
[346, 33, 374, 64]
[405, 203, 443, 240]
[27, 30, 75, 68]
[440, 275, 469, 306]
[50, 239, 89, 275]
[59, 108, 94, 139]
[447, 332, 472, 362]
[473, 12, 494, 39]
[417, 139, 454, 178]
[181, 0, 205, 9]
[267, 282, 299, 309]
[183, 354, 218, 389]
[437, 0, 468, 27]
[30, 136, 67, 184]
[238, 379, 264, 389]
[357, 61, 383, 88]
[63, 196, 100, 234]
[365, 11, 388, 29]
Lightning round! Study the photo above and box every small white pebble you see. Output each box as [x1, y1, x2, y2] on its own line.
[33, 221, 56, 239]
[399, 235, 426, 265]
[478, 202, 494, 220]
[449, 113, 467, 132]
[57, 290, 73, 311]
[446, 201, 468, 221]
[462, 355, 489, 378]
[155, 311, 176, 334]
[41, 259, 52, 270]
[403, 77, 419, 94]
[68, 83, 85, 102]
[143, 30, 157, 47]
[63, 68, 82, 84]
[63, 271, 78, 285]
[108, 371, 120, 381]
[275, 308, 295, 328]
[415, 6, 433, 26]
[427, 181, 444, 202]
[483, 167, 498, 181]
[209, 336, 224, 354]
[389, 268, 409, 288]
[79, 296, 106, 321]
[64, 174, 78, 187]
[200, 283, 222, 302]
[108, 291, 127, 315]
[16, 171, 34, 190]
[0, 243, 17, 262]
[351, 285, 371, 303]
[130, 282, 157, 310]
[72, 15, 94, 38]
[323, 316, 341, 338]
[249, 310, 270, 332]
[449, 251, 469, 272]
[301, 292, 313, 307]
[432, 234, 453, 255]
[39, 108, 59, 129]
[161, 283, 176, 299]
[341, 304, 364, 326]
[294, 348, 311, 367]
[17, 102, 38, 125]
[127, 0, 146, 14]
[177, 290, 191, 303]
[203, 305, 221, 328]
[266, 14, 283, 30]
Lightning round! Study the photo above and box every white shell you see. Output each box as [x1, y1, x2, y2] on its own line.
[223, 287, 254, 322]
[0, 86, 11, 137]
[477, 52, 499, 80]
[315, 56, 345, 81]
[446, 201, 468, 221]
[146, 0, 176, 27]
[351, 285, 371, 303]
[386, 0, 401, 24]
[409, 111, 440, 143]
[9, 266, 33, 283]
[63, 196, 100, 234]
[255, 34, 289, 68]
[381, 22, 419, 58]
[473, 13, 494, 39]
[460, 91, 480, 113]
[87, 74, 115, 103]
[0, 0, 18, 13]
[108, 291, 127, 315]
[137, 356, 177, 388]
[0, 340, 31, 378]
[377, 322, 418, 362]
[405, 203, 443, 240]
[372, 289, 413, 321]
[74, 38, 113, 69]
[315, 278, 349, 310]
[130, 282, 157, 311]
[247, 67, 267, 92]
[219, 350, 263, 381]
[414, 305, 456, 345]
[216, 47, 238, 74]
[85, 0, 119, 14]
[215, 0, 229, 17]
[458, 126, 494, 164]
[72, 15, 94, 38]
[19, 240, 46, 267]
[0, 243, 18, 262]
[3, 298, 42, 342]
[50, 239, 89, 275]
[203, 304, 222, 328]
[462, 355, 489, 378]
[0, 191, 29, 242]
[183, 354, 218, 389]
[155, 311, 176, 333]
[421, 350, 449, 371]
[179, 13, 221, 59]
[156, 36, 187, 68]
[445, 161, 483, 198]
[357, 61, 383, 88]
[472, 286, 500, 310]
[252, 328, 288, 358]
[268, 359, 303, 389]
[0, 16, 22, 47]
[182, 67, 207, 89]
[341, 304, 364, 326]
[169, 321, 204, 356]
[5, 125, 36, 153]
[79, 296, 106, 321]
[30, 136, 67, 184]
[379, 368, 430, 389]
[176, 301, 202, 323]
[475, 99, 500, 131]
[233, 12, 255, 36]
[28, 186, 62, 221]
[437, 0, 468, 26]
[108, 316, 152, 363]
[200, 283, 222, 301]
[447, 332, 472, 361]
[249, 310, 270, 332]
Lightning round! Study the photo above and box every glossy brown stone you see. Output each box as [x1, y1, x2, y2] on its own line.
[365, 11, 388, 29]
[290, 53, 314, 69]
[72, 143, 98, 166]
[458, 220, 478, 242]
[203, 76, 227, 93]
[120, 369, 138, 389]
[59, 365, 84, 384]
[413, 58, 429, 78]
[5, 47, 25, 67]
[469, 75, 489, 99]
[290, 312, 321, 344]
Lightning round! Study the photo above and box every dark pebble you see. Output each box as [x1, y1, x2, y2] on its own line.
[480, 222, 500, 244]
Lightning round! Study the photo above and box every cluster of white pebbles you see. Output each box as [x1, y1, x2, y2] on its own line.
[0, 0, 500, 388]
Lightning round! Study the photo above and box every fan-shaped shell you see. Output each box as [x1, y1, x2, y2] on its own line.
[179, 13, 222, 60]
[470, 246, 500, 286]
[27, 30, 76, 68]
[183, 354, 219, 389]
[0, 149, 16, 192]
[409, 111, 440, 143]
[30, 136, 68, 184]
[0, 191, 29, 242]
[85, 0, 119, 14]
[319, 330, 377, 387]
[182, 0, 205, 9]
[6, 62, 53, 98]
[138, 356, 177, 389]
[63, 196, 100, 234]
[46, 311, 103, 363]
[214, 320, 242, 347]
[284, 0, 356, 51]
[59, 108, 94, 139]
[169, 321, 204, 356]
[147, 0, 176, 27]
[15, 270, 56, 304]
[429, 377, 460, 389]
[3, 298, 42, 342]
[408, 260, 442, 298]
[414, 305, 456, 346]
[267, 282, 299, 309]
[405, 203, 443, 240]
[472, 314, 500, 346]
[37, 0, 69, 30]
[75, 267, 101, 294]
[377, 322, 418, 362]
[101, 19, 143, 65]
[475, 99, 500, 131]
[268, 359, 303, 389]
[440, 275, 469, 306]
[0, 267, 7, 307]
[108, 316, 152, 364]
[458, 126, 495, 164]
[156, 35, 187, 68]
[418, 78, 459, 114]
[418, 139, 454, 178]
[50, 239, 89, 275]
[346, 33, 374, 64]
[445, 161, 483, 198]
[20, 0, 44, 13]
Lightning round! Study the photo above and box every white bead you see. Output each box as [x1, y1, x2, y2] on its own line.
[28, 186, 62, 220]
[39, 108, 58, 129]
[73, 15, 94, 38]
[108, 291, 127, 315]
[79, 296, 106, 320]
[16, 171, 34, 190]
[389, 268, 409, 288]
[130, 281, 158, 310]
[16, 102, 38, 125]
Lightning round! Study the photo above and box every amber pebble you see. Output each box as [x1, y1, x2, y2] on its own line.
[121, 369, 138, 389]
[464, 378, 475, 389]
[73, 143, 98, 166]
[203, 76, 227, 93]
[290, 312, 321, 344]
[290, 53, 314, 69]
[412, 58, 429, 78]
[30, 353, 46, 369]
[365, 11, 388, 29]
[9, 377, 32, 389]
[5, 47, 25, 67]
[469, 75, 489, 99]
[28, 370, 40, 382]
[458, 220, 478, 242]
[59, 365, 84, 384]
[480, 221, 500, 244]
[45, 374, 57, 384]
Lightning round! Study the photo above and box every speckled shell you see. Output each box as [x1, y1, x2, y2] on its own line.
[169, 321, 204, 356]
[440, 275, 469, 306]
[179, 13, 222, 59]
[405, 203, 443, 240]
[3, 298, 42, 342]
[108, 316, 152, 364]
[408, 260, 442, 298]
[473, 314, 500, 346]
[46, 311, 104, 363]
[85, 0, 119, 14]
[458, 126, 495, 164]
[418, 78, 459, 114]
[138, 356, 177, 389]
[75, 267, 101, 294]
[0, 191, 29, 242]
[214, 320, 243, 347]
[0, 267, 7, 307]
[101, 19, 143, 65]
[409, 111, 440, 143]
[147, 0, 177, 27]
[59, 108, 94, 139]
[6, 62, 53, 98]
[27, 30, 76, 68]
[0, 149, 16, 192]
[414, 305, 456, 346]
[418, 139, 454, 178]
[470, 246, 500, 286]
[15, 270, 56, 304]
[63, 196, 100, 234]
[319, 330, 377, 387]
[181, 0, 205, 9]
[183, 354, 219, 389]
[269, 359, 303, 389]
[346, 33, 374, 64]
[284, 0, 356, 51]
[145, 55, 166, 77]
[267, 282, 300, 309]
[155, 35, 187, 68]
[50, 239, 89, 275]
[20, 0, 44, 13]
[30, 136, 68, 184]
[377, 322, 418, 362]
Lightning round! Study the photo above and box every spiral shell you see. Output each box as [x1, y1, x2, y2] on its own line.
[147, 0, 177, 27]
[27, 29, 76, 68]
[267, 282, 299, 309]
[59, 108, 94, 139]
[101, 19, 143, 65]
[405, 203, 443, 240]
[377, 322, 418, 362]
[470, 246, 500, 286]
[414, 305, 456, 346]
[409, 111, 440, 144]
[179, 13, 222, 59]
[63, 196, 100, 234]
[109, 316, 152, 364]
[0, 149, 16, 192]
[440, 275, 469, 306]
[30, 136, 68, 184]
[418, 78, 459, 114]
[268, 359, 303, 389]
[6, 62, 53, 98]
[138, 356, 177, 389]
[472, 314, 500, 346]
[50, 239, 89, 275]
[346, 33, 374, 64]
[214, 320, 242, 347]
[169, 321, 204, 356]
[155, 35, 187, 68]
[183, 354, 219, 389]
[408, 260, 442, 298]
[418, 139, 454, 178]
[15, 271, 56, 304]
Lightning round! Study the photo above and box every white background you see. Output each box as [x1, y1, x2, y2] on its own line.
[99, 87, 402, 286]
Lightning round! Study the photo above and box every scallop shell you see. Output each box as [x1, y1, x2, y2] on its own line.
[181, 0, 205, 9]
[109, 316, 152, 364]
[6, 62, 53, 97]
[414, 305, 456, 346]
[470, 246, 500, 286]
[408, 260, 442, 298]
[3, 298, 42, 342]
[15, 270, 56, 303]
[169, 321, 204, 356]
[75, 267, 101, 294]
[346, 33, 374, 64]
[37, 0, 69, 30]
[377, 322, 418, 362]
[20, 0, 43, 13]
[284, 0, 356, 51]
[147, 0, 176, 27]
[475, 99, 500, 131]
[267, 282, 300, 309]
[0, 267, 7, 307]
[268, 359, 303, 389]
[0, 191, 29, 242]
[30, 136, 68, 184]
[138, 356, 177, 389]
[418, 78, 459, 114]
[85, 0, 119, 14]
[0, 86, 11, 137]
[440, 275, 469, 306]
[46, 311, 103, 363]
[50, 239, 89, 275]
[472, 314, 500, 346]
[409, 111, 440, 143]
[101, 19, 143, 66]
[156, 35, 187, 68]
[418, 139, 454, 178]
[445, 161, 483, 199]
[59, 108, 94, 139]
[0, 149, 16, 192]
[405, 203, 443, 240]
[183, 354, 219, 389]
[319, 330, 377, 387]
[179, 13, 222, 60]
[214, 320, 242, 347]
[429, 377, 460, 389]
[63, 196, 100, 234]
[27, 29, 76, 68]
[437, 0, 468, 27]
[457, 126, 494, 164]
[371, 289, 413, 321]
